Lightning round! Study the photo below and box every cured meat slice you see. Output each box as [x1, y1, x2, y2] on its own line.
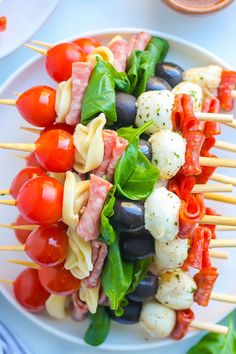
[108, 38, 130, 72]
[128, 32, 152, 54]
[93, 130, 117, 177]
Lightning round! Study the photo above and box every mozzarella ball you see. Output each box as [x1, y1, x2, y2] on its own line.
[183, 65, 222, 98]
[140, 301, 176, 338]
[135, 90, 174, 135]
[155, 237, 189, 270]
[172, 81, 203, 112]
[156, 269, 196, 310]
[144, 187, 181, 242]
[149, 130, 186, 180]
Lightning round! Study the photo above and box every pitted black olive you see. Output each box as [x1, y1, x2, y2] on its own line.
[128, 272, 158, 302]
[111, 199, 144, 231]
[116, 92, 137, 126]
[139, 139, 152, 161]
[109, 300, 142, 324]
[119, 228, 155, 261]
[146, 76, 171, 91]
[155, 62, 184, 88]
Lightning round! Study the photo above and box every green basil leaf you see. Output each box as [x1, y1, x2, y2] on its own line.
[84, 306, 110, 346]
[187, 315, 236, 354]
[127, 258, 152, 295]
[102, 237, 134, 311]
[100, 186, 116, 245]
[117, 120, 154, 143]
[104, 61, 130, 92]
[146, 37, 169, 70]
[81, 59, 117, 125]
[126, 50, 142, 93]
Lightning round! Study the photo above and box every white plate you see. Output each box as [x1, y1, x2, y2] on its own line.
[0, 28, 235, 352]
[0, 0, 59, 59]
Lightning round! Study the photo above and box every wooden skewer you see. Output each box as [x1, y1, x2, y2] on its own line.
[0, 189, 10, 195]
[210, 292, 236, 304]
[0, 143, 35, 152]
[190, 320, 228, 335]
[0, 245, 24, 251]
[0, 200, 16, 206]
[210, 239, 236, 248]
[20, 126, 41, 134]
[192, 184, 233, 194]
[201, 215, 236, 226]
[200, 156, 236, 168]
[204, 193, 236, 205]
[224, 119, 236, 129]
[0, 278, 13, 285]
[8, 259, 39, 269]
[231, 90, 236, 99]
[0, 223, 37, 231]
[215, 225, 236, 231]
[195, 112, 233, 123]
[0, 98, 17, 106]
[214, 140, 236, 153]
[13, 92, 21, 97]
[24, 44, 47, 56]
[209, 250, 229, 259]
[31, 40, 53, 48]
[13, 154, 27, 160]
[211, 173, 236, 186]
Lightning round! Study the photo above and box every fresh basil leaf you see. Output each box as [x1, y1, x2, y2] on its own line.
[187, 315, 236, 354]
[104, 61, 130, 92]
[146, 37, 169, 70]
[126, 50, 142, 93]
[81, 59, 117, 125]
[127, 258, 152, 295]
[100, 186, 116, 245]
[102, 237, 134, 311]
[117, 120, 154, 143]
[84, 306, 110, 346]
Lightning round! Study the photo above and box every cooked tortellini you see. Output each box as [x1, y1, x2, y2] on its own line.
[45, 295, 68, 320]
[64, 227, 93, 279]
[149, 130, 186, 180]
[79, 282, 100, 314]
[144, 187, 181, 242]
[87, 46, 114, 66]
[183, 65, 222, 98]
[172, 81, 203, 112]
[55, 78, 72, 122]
[140, 301, 176, 338]
[73, 113, 106, 173]
[135, 90, 174, 134]
[155, 237, 189, 270]
[156, 269, 196, 310]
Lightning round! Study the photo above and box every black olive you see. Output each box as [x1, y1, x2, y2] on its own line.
[111, 199, 144, 231]
[146, 76, 171, 91]
[155, 62, 184, 88]
[139, 139, 152, 161]
[116, 92, 137, 126]
[120, 228, 155, 261]
[128, 272, 158, 302]
[109, 300, 142, 324]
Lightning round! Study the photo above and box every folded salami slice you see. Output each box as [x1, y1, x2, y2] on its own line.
[108, 38, 130, 72]
[65, 62, 93, 125]
[171, 309, 195, 340]
[128, 32, 151, 55]
[76, 174, 112, 241]
[71, 292, 88, 321]
[194, 267, 219, 306]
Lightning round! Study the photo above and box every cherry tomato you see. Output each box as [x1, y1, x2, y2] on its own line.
[46, 43, 86, 83]
[16, 176, 63, 225]
[14, 268, 50, 313]
[0, 16, 7, 32]
[35, 129, 75, 172]
[38, 263, 80, 295]
[72, 37, 101, 54]
[26, 152, 44, 169]
[16, 86, 56, 127]
[13, 214, 35, 244]
[25, 224, 68, 267]
[43, 123, 75, 135]
[10, 166, 47, 199]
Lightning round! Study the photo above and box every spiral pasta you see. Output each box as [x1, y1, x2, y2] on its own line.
[73, 113, 106, 173]
[79, 281, 100, 314]
[65, 227, 93, 280]
[55, 78, 72, 123]
[45, 294, 68, 320]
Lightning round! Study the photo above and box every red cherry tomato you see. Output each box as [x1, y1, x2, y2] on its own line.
[10, 166, 47, 199]
[14, 268, 50, 313]
[16, 176, 63, 225]
[16, 86, 56, 127]
[0, 16, 7, 32]
[46, 43, 86, 83]
[26, 152, 44, 169]
[38, 263, 80, 295]
[13, 214, 35, 244]
[72, 37, 101, 54]
[35, 129, 75, 172]
[43, 123, 75, 135]
[25, 224, 68, 267]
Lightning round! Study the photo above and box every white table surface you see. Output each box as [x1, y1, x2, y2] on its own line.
[0, 0, 235, 353]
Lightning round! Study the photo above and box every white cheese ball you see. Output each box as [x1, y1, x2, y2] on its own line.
[135, 90, 174, 135]
[144, 187, 181, 242]
[183, 65, 222, 98]
[149, 130, 186, 180]
[140, 301, 176, 338]
[156, 269, 196, 310]
[155, 237, 189, 270]
[172, 81, 203, 112]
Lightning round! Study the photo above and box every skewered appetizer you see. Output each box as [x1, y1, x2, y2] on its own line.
[1, 31, 236, 347]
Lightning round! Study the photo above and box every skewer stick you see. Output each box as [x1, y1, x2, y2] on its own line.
[24, 44, 47, 56]
[214, 140, 236, 153]
[0, 224, 37, 231]
[200, 156, 236, 168]
[215, 225, 236, 231]
[192, 184, 232, 194]
[8, 259, 39, 269]
[195, 112, 233, 123]
[190, 320, 228, 335]
[20, 126, 41, 134]
[0, 245, 24, 251]
[0, 278, 13, 285]
[31, 40, 53, 48]
[0, 200, 16, 206]
[13, 154, 27, 160]
[210, 292, 236, 304]
[0, 143, 35, 152]
[204, 193, 236, 205]
[231, 90, 236, 99]
[0, 98, 17, 106]
[211, 173, 236, 186]
[0, 189, 10, 195]
[209, 250, 229, 259]
[201, 215, 236, 226]
[224, 119, 236, 129]
[210, 239, 236, 248]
